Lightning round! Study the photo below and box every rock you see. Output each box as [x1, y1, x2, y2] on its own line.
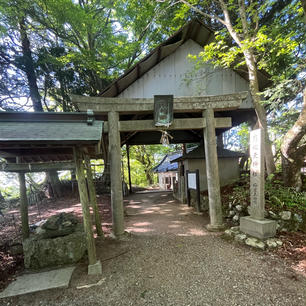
[233, 215, 239, 222]
[9, 244, 23, 255]
[224, 227, 239, 238]
[245, 238, 266, 250]
[247, 206, 252, 215]
[276, 239, 283, 246]
[266, 238, 283, 248]
[234, 233, 247, 243]
[293, 213, 303, 223]
[228, 203, 232, 209]
[279, 211, 292, 221]
[236, 205, 243, 212]
[268, 211, 278, 219]
[39, 213, 79, 238]
[231, 226, 240, 232]
[23, 230, 86, 269]
[224, 229, 233, 237]
[229, 210, 235, 216]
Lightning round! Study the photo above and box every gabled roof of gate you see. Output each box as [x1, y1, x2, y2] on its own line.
[100, 19, 271, 98]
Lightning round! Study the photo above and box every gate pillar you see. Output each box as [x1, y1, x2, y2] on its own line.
[108, 111, 125, 237]
[203, 109, 224, 231]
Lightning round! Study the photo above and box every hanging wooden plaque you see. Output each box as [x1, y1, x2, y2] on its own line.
[154, 95, 173, 127]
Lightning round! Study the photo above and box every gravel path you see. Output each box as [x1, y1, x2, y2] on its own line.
[3, 191, 306, 306]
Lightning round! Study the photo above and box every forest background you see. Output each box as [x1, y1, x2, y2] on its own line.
[0, 0, 305, 197]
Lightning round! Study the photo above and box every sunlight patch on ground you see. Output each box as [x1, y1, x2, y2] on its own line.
[132, 222, 152, 227]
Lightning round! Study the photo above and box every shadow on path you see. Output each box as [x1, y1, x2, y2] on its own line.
[124, 191, 210, 236]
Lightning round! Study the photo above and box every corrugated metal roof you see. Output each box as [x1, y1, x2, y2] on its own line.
[100, 19, 271, 98]
[0, 121, 103, 142]
[172, 145, 245, 162]
[153, 152, 182, 173]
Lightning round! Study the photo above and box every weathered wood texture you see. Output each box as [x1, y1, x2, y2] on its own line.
[74, 147, 97, 265]
[203, 109, 224, 229]
[108, 111, 125, 236]
[0, 161, 75, 173]
[71, 92, 247, 114]
[85, 155, 104, 237]
[103, 117, 232, 133]
[18, 172, 30, 240]
[126, 145, 132, 192]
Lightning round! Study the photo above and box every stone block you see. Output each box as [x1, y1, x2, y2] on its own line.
[240, 216, 276, 239]
[88, 260, 102, 275]
[23, 231, 86, 269]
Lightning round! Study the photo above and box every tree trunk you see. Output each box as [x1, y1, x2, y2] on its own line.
[281, 88, 306, 189]
[46, 170, 62, 198]
[19, 17, 43, 112]
[243, 49, 276, 175]
[281, 4, 306, 189]
[145, 170, 154, 185]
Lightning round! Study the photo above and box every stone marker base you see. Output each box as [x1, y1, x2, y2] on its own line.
[88, 260, 102, 275]
[206, 223, 225, 232]
[240, 216, 276, 239]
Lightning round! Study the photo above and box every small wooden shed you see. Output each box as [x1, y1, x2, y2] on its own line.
[0, 111, 104, 275]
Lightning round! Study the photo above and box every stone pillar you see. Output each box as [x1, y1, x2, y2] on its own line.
[18, 172, 30, 240]
[85, 155, 104, 237]
[74, 147, 102, 275]
[108, 111, 125, 237]
[240, 129, 276, 239]
[203, 109, 224, 231]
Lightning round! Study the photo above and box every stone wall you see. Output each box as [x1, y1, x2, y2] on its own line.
[225, 201, 305, 233]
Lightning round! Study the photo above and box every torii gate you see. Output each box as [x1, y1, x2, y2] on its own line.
[72, 91, 248, 236]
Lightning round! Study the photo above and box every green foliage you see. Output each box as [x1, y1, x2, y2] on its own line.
[265, 180, 306, 212]
[225, 175, 306, 214]
[122, 144, 179, 187]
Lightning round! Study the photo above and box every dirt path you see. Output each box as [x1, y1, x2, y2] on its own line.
[2, 191, 306, 306]
[125, 191, 209, 236]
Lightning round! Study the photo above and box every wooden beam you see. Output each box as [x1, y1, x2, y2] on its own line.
[71, 92, 248, 114]
[126, 145, 132, 193]
[74, 147, 99, 272]
[103, 117, 232, 133]
[0, 161, 75, 173]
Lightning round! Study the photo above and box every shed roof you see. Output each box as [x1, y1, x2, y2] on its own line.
[0, 111, 103, 164]
[153, 152, 182, 173]
[100, 19, 271, 98]
[172, 145, 245, 162]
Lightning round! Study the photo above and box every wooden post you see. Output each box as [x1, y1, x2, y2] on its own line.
[203, 109, 224, 230]
[18, 172, 30, 240]
[85, 155, 104, 237]
[126, 145, 132, 193]
[108, 111, 125, 237]
[74, 147, 101, 274]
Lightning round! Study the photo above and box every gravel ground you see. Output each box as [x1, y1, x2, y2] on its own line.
[2, 191, 306, 306]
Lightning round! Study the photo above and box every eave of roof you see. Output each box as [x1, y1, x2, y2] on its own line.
[172, 145, 245, 162]
[100, 19, 271, 98]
